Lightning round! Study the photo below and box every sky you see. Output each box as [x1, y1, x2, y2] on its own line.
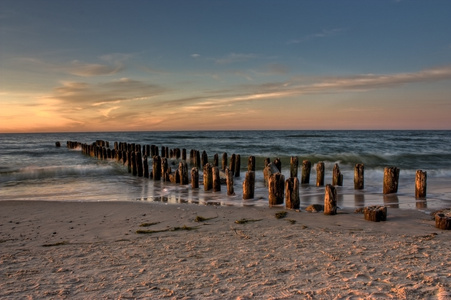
[1, 0, 451, 133]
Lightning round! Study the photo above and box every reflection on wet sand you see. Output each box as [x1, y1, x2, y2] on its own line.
[354, 193, 365, 208]
[384, 194, 399, 208]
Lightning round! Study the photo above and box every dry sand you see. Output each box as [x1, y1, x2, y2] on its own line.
[1, 200, 450, 299]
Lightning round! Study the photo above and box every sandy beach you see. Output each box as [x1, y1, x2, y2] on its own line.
[1, 200, 450, 299]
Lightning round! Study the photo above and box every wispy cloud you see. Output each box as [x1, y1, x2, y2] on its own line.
[287, 28, 345, 45]
[14, 54, 128, 77]
[50, 78, 167, 107]
[65, 60, 124, 77]
[174, 65, 451, 113]
[214, 53, 257, 64]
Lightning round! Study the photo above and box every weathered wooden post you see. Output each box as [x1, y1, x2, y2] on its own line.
[191, 167, 199, 189]
[190, 149, 194, 165]
[332, 163, 343, 186]
[290, 156, 298, 178]
[201, 151, 208, 167]
[182, 149, 187, 161]
[229, 154, 236, 174]
[263, 163, 279, 187]
[242, 171, 255, 199]
[127, 151, 132, 173]
[354, 163, 364, 190]
[383, 166, 399, 194]
[213, 153, 219, 167]
[179, 161, 189, 185]
[226, 167, 234, 195]
[143, 156, 149, 178]
[316, 162, 325, 187]
[212, 166, 221, 192]
[168, 168, 180, 183]
[324, 184, 337, 215]
[285, 177, 300, 209]
[152, 156, 162, 181]
[196, 151, 201, 169]
[203, 163, 213, 191]
[234, 154, 241, 177]
[435, 210, 451, 230]
[161, 158, 168, 181]
[268, 173, 285, 206]
[55, 141, 61, 147]
[301, 160, 311, 184]
[273, 158, 281, 173]
[137, 151, 143, 177]
[131, 151, 137, 176]
[248, 156, 256, 172]
[364, 206, 387, 222]
[415, 170, 427, 199]
[221, 153, 227, 171]
[264, 158, 270, 168]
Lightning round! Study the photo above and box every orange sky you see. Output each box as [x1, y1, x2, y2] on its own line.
[2, 1, 451, 133]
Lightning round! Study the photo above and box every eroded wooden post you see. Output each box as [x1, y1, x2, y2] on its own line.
[152, 156, 162, 181]
[137, 152, 143, 177]
[242, 171, 255, 199]
[324, 184, 337, 215]
[234, 154, 241, 177]
[364, 206, 387, 222]
[179, 161, 189, 185]
[203, 163, 213, 191]
[268, 173, 285, 206]
[301, 160, 311, 184]
[127, 151, 132, 173]
[143, 156, 149, 178]
[191, 167, 199, 189]
[226, 167, 234, 195]
[290, 156, 298, 178]
[332, 163, 343, 186]
[415, 170, 427, 199]
[316, 161, 325, 187]
[196, 151, 201, 169]
[383, 166, 399, 194]
[161, 158, 168, 181]
[222, 153, 228, 171]
[213, 154, 219, 167]
[212, 166, 221, 192]
[285, 177, 300, 210]
[131, 151, 137, 176]
[273, 158, 281, 173]
[264, 163, 279, 187]
[229, 154, 236, 174]
[248, 156, 255, 172]
[201, 151, 208, 168]
[354, 163, 364, 190]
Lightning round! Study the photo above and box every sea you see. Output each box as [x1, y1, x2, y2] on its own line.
[1, 130, 451, 211]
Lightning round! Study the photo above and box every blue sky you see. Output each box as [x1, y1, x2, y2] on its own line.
[1, 0, 451, 132]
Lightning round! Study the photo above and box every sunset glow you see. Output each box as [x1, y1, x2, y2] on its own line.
[1, 0, 451, 132]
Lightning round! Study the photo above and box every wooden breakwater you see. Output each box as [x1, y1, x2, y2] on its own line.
[65, 139, 430, 213]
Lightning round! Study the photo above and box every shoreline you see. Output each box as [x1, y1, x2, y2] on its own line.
[1, 200, 450, 299]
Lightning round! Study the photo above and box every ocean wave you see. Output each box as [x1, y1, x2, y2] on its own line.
[2, 164, 119, 181]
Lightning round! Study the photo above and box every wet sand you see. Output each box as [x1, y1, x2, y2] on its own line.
[1, 200, 450, 299]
